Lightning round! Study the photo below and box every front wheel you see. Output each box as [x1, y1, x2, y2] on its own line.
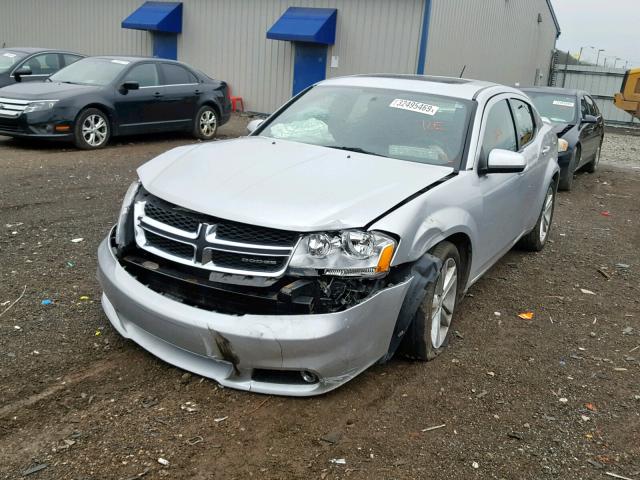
[584, 141, 602, 173]
[518, 183, 556, 251]
[401, 241, 461, 361]
[74, 108, 110, 149]
[193, 105, 219, 140]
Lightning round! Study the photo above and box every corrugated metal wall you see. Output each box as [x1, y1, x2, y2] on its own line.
[179, 0, 425, 113]
[0, 0, 152, 57]
[426, 0, 558, 87]
[553, 65, 639, 125]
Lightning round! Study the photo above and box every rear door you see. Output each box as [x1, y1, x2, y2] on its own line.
[113, 62, 163, 134]
[157, 62, 200, 130]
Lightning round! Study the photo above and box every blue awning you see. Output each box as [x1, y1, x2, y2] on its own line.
[122, 1, 183, 33]
[267, 7, 337, 45]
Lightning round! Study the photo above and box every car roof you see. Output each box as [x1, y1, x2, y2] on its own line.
[91, 55, 184, 65]
[3, 47, 56, 54]
[521, 86, 583, 96]
[317, 74, 503, 100]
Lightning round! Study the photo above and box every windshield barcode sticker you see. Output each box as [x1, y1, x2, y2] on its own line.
[389, 99, 439, 116]
[3, 53, 16, 58]
[553, 100, 575, 108]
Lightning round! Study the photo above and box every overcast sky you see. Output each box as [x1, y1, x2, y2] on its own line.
[553, 0, 640, 67]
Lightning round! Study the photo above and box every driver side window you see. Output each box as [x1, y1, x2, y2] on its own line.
[123, 63, 159, 88]
[481, 100, 517, 164]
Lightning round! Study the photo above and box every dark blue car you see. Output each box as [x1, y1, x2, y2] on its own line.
[522, 87, 605, 191]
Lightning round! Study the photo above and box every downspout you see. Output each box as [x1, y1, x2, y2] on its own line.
[416, 0, 432, 75]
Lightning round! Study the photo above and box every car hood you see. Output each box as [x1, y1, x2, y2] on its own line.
[0, 81, 102, 100]
[138, 137, 455, 232]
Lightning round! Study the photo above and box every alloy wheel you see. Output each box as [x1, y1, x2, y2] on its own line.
[430, 257, 458, 349]
[82, 114, 108, 147]
[539, 187, 554, 243]
[199, 110, 217, 137]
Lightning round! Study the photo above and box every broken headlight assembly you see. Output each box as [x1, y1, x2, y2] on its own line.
[114, 180, 141, 249]
[288, 230, 396, 278]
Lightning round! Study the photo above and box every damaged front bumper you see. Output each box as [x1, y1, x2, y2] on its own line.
[97, 234, 412, 396]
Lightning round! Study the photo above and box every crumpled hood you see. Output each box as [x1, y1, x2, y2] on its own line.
[0, 81, 101, 100]
[551, 122, 574, 137]
[138, 137, 454, 232]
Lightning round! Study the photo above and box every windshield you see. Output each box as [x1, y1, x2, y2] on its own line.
[50, 58, 130, 86]
[526, 92, 578, 124]
[0, 50, 26, 74]
[259, 85, 473, 167]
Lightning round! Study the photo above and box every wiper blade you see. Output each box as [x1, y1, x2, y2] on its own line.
[326, 146, 388, 158]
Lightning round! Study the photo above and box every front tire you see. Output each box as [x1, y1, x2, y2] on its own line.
[584, 141, 602, 173]
[74, 108, 110, 150]
[558, 148, 577, 191]
[518, 182, 556, 251]
[193, 105, 219, 140]
[401, 241, 461, 361]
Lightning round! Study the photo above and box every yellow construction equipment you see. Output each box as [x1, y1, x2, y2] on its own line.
[614, 68, 640, 119]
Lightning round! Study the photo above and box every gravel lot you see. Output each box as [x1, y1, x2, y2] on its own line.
[0, 119, 638, 480]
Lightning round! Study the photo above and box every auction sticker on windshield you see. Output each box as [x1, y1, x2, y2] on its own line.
[390, 99, 439, 116]
[2, 53, 17, 58]
[552, 100, 575, 108]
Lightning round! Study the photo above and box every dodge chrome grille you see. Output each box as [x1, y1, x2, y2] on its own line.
[133, 195, 299, 277]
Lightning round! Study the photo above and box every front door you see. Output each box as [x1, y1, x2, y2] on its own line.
[114, 62, 164, 134]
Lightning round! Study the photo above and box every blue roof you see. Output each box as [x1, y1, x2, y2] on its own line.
[122, 1, 183, 33]
[267, 7, 337, 45]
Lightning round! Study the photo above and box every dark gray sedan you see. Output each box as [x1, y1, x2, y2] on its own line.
[0, 47, 84, 87]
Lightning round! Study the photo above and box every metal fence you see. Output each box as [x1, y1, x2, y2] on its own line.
[551, 64, 638, 126]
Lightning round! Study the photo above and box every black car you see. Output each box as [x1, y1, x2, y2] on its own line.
[522, 87, 605, 191]
[0, 56, 231, 149]
[0, 48, 84, 88]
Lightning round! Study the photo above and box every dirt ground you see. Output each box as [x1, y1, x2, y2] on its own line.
[1, 117, 638, 480]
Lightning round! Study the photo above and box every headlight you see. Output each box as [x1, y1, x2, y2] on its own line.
[115, 180, 141, 248]
[23, 100, 59, 113]
[558, 139, 569, 153]
[289, 230, 396, 277]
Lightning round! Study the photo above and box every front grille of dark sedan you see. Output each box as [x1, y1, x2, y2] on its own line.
[0, 117, 22, 132]
[133, 193, 299, 277]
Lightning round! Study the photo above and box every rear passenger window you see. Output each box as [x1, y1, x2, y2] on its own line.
[510, 99, 535, 147]
[481, 100, 517, 157]
[160, 63, 197, 85]
[124, 63, 159, 87]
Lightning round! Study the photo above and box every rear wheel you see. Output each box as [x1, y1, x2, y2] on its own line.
[401, 241, 461, 361]
[193, 105, 218, 140]
[584, 141, 602, 173]
[74, 108, 110, 149]
[518, 183, 556, 251]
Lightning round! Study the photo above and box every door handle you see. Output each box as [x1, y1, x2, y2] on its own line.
[542, 146, 551, 154]
[153, 92, 163, 98]
[194, 89, 202, 95]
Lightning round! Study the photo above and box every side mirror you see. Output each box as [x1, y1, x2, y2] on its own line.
[582, 114, 598, 124]
[246, 118, 264, 134]
[485, 149, 526, 174]
[119, 81, 139, 93]
[13, 66, 32, 82]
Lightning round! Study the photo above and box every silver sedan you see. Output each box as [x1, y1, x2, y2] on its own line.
[98, 75, 559, 396]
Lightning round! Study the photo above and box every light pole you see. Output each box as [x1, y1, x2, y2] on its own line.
[577, 46, 595, 64]
[613, 57, 622, 69]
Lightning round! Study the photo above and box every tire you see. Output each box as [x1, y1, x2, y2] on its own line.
[74, 108, 110, 150]
[401, 241, 461, 361]
[193, 105, 219, 140]
[584, 141, 602, 173]
[558, 148, 577, 191]
[518, 182, 556, 252]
